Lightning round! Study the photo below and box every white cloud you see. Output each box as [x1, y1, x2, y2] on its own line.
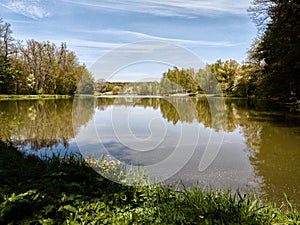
[52, 31, 242, 66]
[0, 0, 51, 19]
[62, 0, 250, 18]
[65, 39, 123, 49]
[78, 29, 241, 47]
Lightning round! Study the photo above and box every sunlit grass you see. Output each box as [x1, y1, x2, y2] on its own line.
[0, 141, 299, 224]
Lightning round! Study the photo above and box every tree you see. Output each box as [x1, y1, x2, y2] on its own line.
[76, 70, 94, 94]
[160, 67, 200, 94]
[16, 40, 88, 95]
[203, 59, 240, 96]
[0, 18, 17, 94]
[249, 0, 300, 100]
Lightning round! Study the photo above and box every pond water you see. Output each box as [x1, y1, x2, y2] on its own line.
[0, 96, 300, 207]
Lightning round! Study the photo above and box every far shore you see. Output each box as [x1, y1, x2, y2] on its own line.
[0, 94, 73, 100]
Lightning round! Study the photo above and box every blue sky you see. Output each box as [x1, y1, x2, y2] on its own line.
[0, 0, 257, 81]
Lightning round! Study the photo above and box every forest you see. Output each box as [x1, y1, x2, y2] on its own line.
[0, 18, 94, 95]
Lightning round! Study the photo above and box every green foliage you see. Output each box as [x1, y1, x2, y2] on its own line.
[0, 18, 93, 95]
[95, 81, 160, 96]
[0, 55, 17, 94]
[160, 67, 200, 95]
[104, 83, 113, 92]
[249, 0, 300, 101]
[0, 141, 299, 224]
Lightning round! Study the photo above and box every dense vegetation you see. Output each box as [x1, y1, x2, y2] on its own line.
[0, 141, 299, 224]
[0, 18, 94, 95]
[248, 0, 300, 100]
[165, 0, 300, 101]
[94, 61, 258, 97]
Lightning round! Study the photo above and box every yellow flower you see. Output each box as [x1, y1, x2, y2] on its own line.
[199, 215, 204, 219]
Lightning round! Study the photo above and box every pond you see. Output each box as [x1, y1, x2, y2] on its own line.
[0, 96, 300, 207]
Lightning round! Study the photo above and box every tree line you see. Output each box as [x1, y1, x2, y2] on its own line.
[160, 59, 259, 97]
[0, 18, 94, 95]
[3, 0, 297, 99]
[94, 61, 257, 97]
[160, 0, 300, 101]
[107, 0, 300, 101]
[96, 0, 300, 101]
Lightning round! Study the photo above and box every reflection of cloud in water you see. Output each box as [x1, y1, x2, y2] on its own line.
[83, 98, 255, 192]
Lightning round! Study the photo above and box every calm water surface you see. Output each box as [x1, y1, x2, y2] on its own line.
[0, 97, 299, 207]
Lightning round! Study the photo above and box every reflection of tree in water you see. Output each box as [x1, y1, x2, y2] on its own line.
[72, 97, 95, 133]
[0, 99, 94, 150]
[96, 97, 206, 125]
[95, 97, 300, 207]
[2, 97, 299, 205]
[245, 116, 300, 207]
[225, 99, 300, 207]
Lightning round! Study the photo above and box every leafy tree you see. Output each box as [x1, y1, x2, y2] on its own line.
[196, 60, 241, 96]
[0, 55, 16, 94]
[195, 65, 217, 94]
[0, 18, 93, 95]
[76, 70, 94, 94]
[249, 0, 300, 100]
[160, 67, 200, 94]
[0, 19, 17, 94]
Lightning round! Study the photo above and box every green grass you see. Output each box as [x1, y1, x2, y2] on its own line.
[0, 141, 299, 224]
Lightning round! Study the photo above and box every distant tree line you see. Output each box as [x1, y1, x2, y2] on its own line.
[0, 18, 94, 95]
[95, 80, 160, 96]
[160, 61, 258, 97]
[90, 0, 300, 101]
[141, 0, 300, 101]
[94, 49, 295, 99]
[95, 62, 252, 97]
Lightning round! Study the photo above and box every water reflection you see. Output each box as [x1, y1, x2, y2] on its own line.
[0, 97, 299, 207]
[93, 97, 300, 206]
[0, 99, 94, 151]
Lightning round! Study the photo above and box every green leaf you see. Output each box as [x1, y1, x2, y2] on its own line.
[63, 205, 77, 213]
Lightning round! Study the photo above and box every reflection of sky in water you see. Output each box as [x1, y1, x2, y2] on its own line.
[18, 139, 80, 158]
[76, 104, 256, 192]
[4, 97, 299, 206]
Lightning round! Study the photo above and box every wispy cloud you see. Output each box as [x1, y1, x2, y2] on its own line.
[62, 0, 250, 18]
[54, 30, 242, 66]
[0, 0, 51, 19]
[79, 29, 241, 47]
[64, 39, 123, 49]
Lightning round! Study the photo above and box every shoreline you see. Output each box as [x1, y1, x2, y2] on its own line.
[1, 94, 299, 107]
[0, 140, 299, 224]
[0, 94, 73, 100]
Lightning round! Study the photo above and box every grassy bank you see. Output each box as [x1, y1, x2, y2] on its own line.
[0, 95, 73, 100]
[0, 141, 299, 224]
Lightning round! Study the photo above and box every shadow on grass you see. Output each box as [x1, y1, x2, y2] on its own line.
[0, 140, 299, 225]
[0, 141, 136, 224]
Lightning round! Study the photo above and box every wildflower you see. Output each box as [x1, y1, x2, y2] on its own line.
[199, 215, 204, 219]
